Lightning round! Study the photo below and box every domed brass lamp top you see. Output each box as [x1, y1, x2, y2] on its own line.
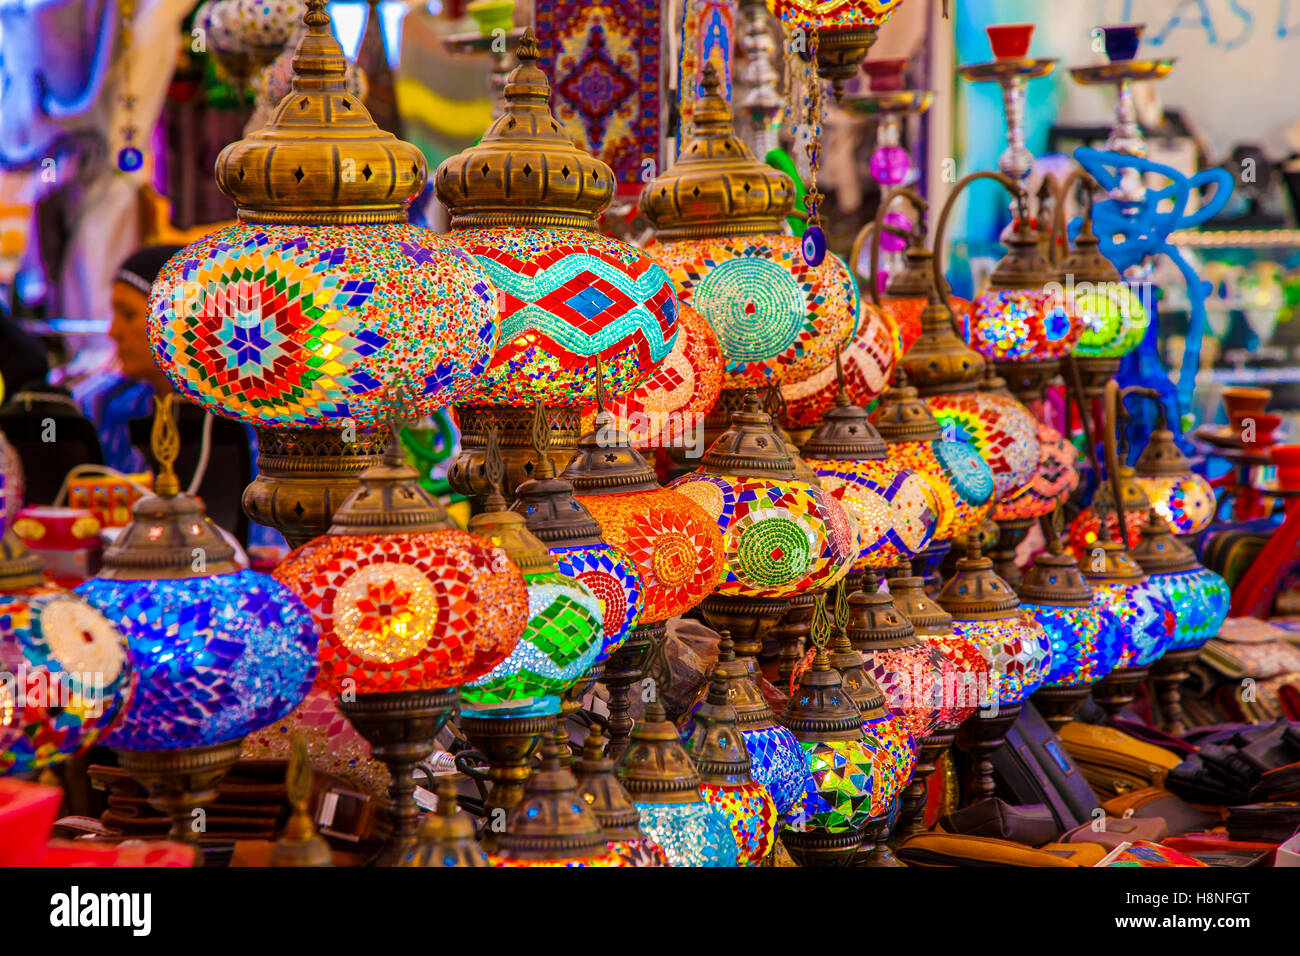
[937, 539, 1021, 622]
[215, 0, 425, 224]
[900, 292, 987, 396]
[801, 354, 888, 461]
[1134, 425, 1196, 478]
[883, 234, 937, 299]
[713, 634, 783, 731]
[699, 390, 798, 479]
[1094, 464, 1151, 514]
[0, 531, 46, 591]
[615, 700, 704, 805]
[683, 665, 754, 785]
[890, 569, 954, 635]
[100, 396, 238, 580]
[639, 62, 795, 241]
[825, 586, 891, 720]
[329, 415, 455, 535]
[572, 728, 647, 841]
[1057, 215, 1121, 287]
[1017, 511, 1093, 607]
[872, 375, 943, 443]
[561, 371, 661, 494]
[779, 646, 863, 743]
[1130, 508, 1197, 574]
[988, 215, 1055, 293]
[402, 774, 486, 868]
[511, 402, 605, 548]
[435, 30, 614, 231]
[848, 578, 919, 650]
[1081, 537, 1147, 585]
[496, 721, 610, 861]
[468, 424, 555, 574]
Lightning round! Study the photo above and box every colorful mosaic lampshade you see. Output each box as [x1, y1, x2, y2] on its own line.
[766, 0, 908, 98]
[877, 230, 973, 356]
[641, 66, 857, 391]
[579, 301, 724, 450]
[1081, 539, 1175, 672]
[0, 533, 133, 775]
[1132, 423, 1217, 536]
[572, 727, 670, 867]
[802, 373, 938, 571]
[78, 403, 317, 752]
[926, 387, 1041, 503]
[616, 700, 739, 867]
[781, 300, 898, 429]
[1069, 466, 1149, 560]
[994, 422, 1079, 523]
[872, 379, 995, 543]
[683, 660, 779, 865]
[1131, 511, 1229, 653]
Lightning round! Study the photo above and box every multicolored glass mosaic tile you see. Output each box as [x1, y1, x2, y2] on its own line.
[808, 459, 937, 569]
[781, 302, 897, 428]
[995, 423, 1079, 522]
[1073, 280, 1149, 359]
[78, 570, 317, 751]
[881, 439, 994, 541]
[1134, 474, 1217, 535]
[700, 780, 778, 866]
[923, 630, 991, 730]
[859, 714, 914, 815]
[881, 295, 971, 355]
[739, 724, 806, 818]
[148, 223, 499, 427]
[966, 288, 1081, 362]
[950, 612, 1051, 708]
[859, 642, 946, 740]
[1024, 601, 1122, 689]
[550, 543, 643, 664]
[926, 391, 1041, 502]
[607, 836, 671, 867]
[766, 0, 906, 29]
[788, 738, 877, 833]
[1092, 580, 1175, 670]
[1145, 567, 1229, 652]
[635, 799, 740, 866]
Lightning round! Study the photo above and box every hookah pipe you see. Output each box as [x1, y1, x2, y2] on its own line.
[861, 184, 930, 307]
[932, 170, 1025, 313]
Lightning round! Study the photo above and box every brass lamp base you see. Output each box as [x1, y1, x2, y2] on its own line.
[860, 818, 905, 867]
[956, 703, 1022, 805]
[1074, 356, 1121, 400]
[1032, 684, 1094, 733]
[812, 27, 880, 100]
[338, 688, 459, 866]
[899, 731, 956, 836]
[771, 591, 818, 689]
[448, 404, 579, 501]
[990, 518, 1032, 588]
[459, 711, 554, 820]
[994, 358, 1059, 405]
[244, 425, 387, 548]
[1149, 647, 1200, 736]
[781, 827, 863, 867]
[603, 620, 665, 755]
[1092, 665, 1151, 719]
[117, 739, 245, 861]
[701, 592, 791, 660]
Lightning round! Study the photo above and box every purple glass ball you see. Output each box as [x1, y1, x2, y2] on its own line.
[881, 211, 912, 254]
[870, 145, 910, 187]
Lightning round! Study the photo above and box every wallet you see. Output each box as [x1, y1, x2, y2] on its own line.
[936, 798, 1061, 847]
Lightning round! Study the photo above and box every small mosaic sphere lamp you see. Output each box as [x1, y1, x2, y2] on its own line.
[683, 660, 780, 866]
[440, 32, 678, 498]
[572, 727, 670, 867]
[616, 700, 739, 867]
[148, 5, 500, 546]
[1069, 463, 1150, 559]
[78, 398, 317, 851]
[1131, 412, 1217, 537]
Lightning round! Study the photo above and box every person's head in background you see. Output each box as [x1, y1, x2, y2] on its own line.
[109, 245, 182, 393]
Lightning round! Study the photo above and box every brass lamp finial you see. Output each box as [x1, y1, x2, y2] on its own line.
[510, 401, 606, 547]
[469, 425, 555, 573]
[150, 394, 181, 498]
[531, 399, 554, 480]
[483, 424, 507, 513]
[270, 735, 332, 866]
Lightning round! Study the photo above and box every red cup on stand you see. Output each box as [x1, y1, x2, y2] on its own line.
[1270, 444, 1300, 517]
[986, 23, 1034, 60]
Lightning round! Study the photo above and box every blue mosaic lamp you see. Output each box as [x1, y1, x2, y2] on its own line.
[77, 397, 317, 851]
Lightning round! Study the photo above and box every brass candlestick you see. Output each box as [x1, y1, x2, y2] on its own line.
[270, 736, 333, 867]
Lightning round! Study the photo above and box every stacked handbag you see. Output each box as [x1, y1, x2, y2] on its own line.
[1183, 617, 1300, 723]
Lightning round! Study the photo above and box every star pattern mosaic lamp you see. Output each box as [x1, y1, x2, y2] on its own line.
[439, 32, 679, 498]
[77, 398, 317, 852]
[765, 0, 908, 98]
[1131, 413, 1217, 537]
[147, 3, 500, 547]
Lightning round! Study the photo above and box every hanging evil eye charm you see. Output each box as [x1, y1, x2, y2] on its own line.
[801, 225, 827, 267]
[117, 147, 143, 172]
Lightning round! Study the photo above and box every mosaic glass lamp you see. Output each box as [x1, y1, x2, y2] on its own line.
[616, 700, 739, 867]
[1069, 463, 1150, 559]
[780, 300, 898, 431]
[572, 727, 670, 867]
[937, 539, 1050, 803]
[765, 0, 908, 99]
[640, 65, 858, 447]
[1131, 412, 1217, 537]
[682, 659, 779, 866]
[1130, 509, 1229, 734]
[439, 32, 679, 498]
[993, 422, 1079, 539]
[78, 398, 317, 852]
[147, 3, 500, 547]
[0, 531, 133, 776]
[670, 392, 855, 660]
[1021, 511, 1123, 732]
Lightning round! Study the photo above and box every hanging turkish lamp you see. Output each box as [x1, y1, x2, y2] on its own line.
[489, 717, 625, 867]
[694, 633, 808, 819]
[273, 405, 532, 864]
[682, 657, 779, 865]
[765, 0, 908, 99]
[992, 421, 1080, 556]
[457, 426, 605, 815]
[399, 774, 488, 868]
[616, 700, 739, 867]
[148, 3, 499, 547]
[0, 529, 133, 776]
[937, 539, 1050, 804]
[438, 31, 678, 499]
[1021, 508, 1124, 732]
[670, 392, 855, 660]
[640, 64, 857, 448]
[1068, 462, 1150, 559]
[1130, 508, 1228, 734]
[888, 568, 989, 835]
[77, 397, 317, 854]
[1131, 409, 1217, 537]
[572, 727, 670, 867]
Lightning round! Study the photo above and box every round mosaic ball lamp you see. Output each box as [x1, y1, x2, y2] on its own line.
[77, 398, 317, 854]
[439, 32, 678, 501]
[670, 392, 855, 660]
[889, 569, 991, 835]
[1131, 406, 1217, 538]
[399, 774, 489, 868]
[148, 5, 500, 548]
[1130, 510, 1229, 735]
[0, 530, 133, 776]
[273, 418, 531, 863]
[765, 0, 908, 99]
[682, 661, 780, 866]
[992, 419, 1080, 582]
[616, 700, 739, 867]
[1021, 511, 1124, 732]
[640, 65, 858, 450]
[1069, 462, 1150, 559]
[572, 727, 670, 867]
[938, 539, 1051, 804]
